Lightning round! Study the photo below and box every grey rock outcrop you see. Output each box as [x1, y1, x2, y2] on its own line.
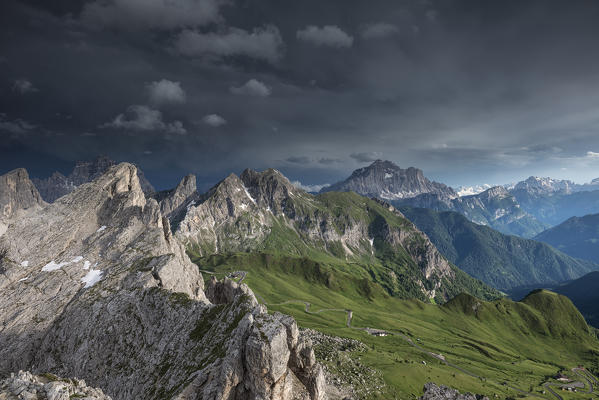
[0, 168, 46, 236]
[32, 156, 155, 202]
[321, 160, 457, 201]
[0, 163, 326, 399]
[419, 383, 489, 400]
[157, 174, 198, 219]
[0, 370, 111, 400]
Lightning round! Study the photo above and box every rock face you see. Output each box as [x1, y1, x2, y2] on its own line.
[156, 174, 198, 219]
[0, 370, 111, 400]
[32, 156, 155, 202]
[175, 168, 499, 302]
[419, 383, 489, 400]
[0, 163, 326, 399]
[321, 160, 457, 200]
[0, 168, 46, 236]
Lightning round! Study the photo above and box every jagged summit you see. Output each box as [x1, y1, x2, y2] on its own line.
[0, 168, 46, 236]
[512, 176, 576, 195]
[321, 160, 457, 200]
[32, 156, 155, 202]
[157, 173, 197, 217]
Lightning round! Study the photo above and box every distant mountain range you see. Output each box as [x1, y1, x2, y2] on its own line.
[398, 206, 598, 291]
[322, 160, 547, 237]
[509, 181, 599, 226]
[534, 213, 599, 263]
[32, 156, 155, 202]
[507, 175, 599, 195]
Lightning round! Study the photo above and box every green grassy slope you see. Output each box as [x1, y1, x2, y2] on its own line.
[398, 206, 598, 291]
[534, 213, 599, 263]
[190, 252, 599, 399]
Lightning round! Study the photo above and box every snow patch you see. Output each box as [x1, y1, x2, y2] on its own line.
[242, 185, 257, 205]
[384, 173, 393, 179]
[369, 238, 374, 247]
[456, 184, 492, 197]
[20, 261, 29, 267]
[81, 269, 103, 288]
[239, 203, 248, 210]
[83, 260, 91, 270]
[18, 276, 30, 282]
[71, 256, 83, 263]
[186, 200, 196, 209]
[41, 260, 69, 272]
[96, 226, 107, 233]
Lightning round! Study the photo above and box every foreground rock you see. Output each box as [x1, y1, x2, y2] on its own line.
[0, 370, 111, 400]
[419, 383, 489, 400]
[0, 163, 326, 399]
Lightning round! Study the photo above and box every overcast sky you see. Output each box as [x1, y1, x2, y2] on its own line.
[2, 0, 599, 191]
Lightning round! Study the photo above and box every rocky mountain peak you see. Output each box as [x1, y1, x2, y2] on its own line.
[512, 176, 575, 195]
[240, 168, 302, 215]
[158, 173, 197, 217]
[477, 185, 509, 199]
[0, 168, 46, 235]
[321, 160, 457, 201]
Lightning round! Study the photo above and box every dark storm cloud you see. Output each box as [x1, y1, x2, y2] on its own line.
[4, 0, 599, 190]
[175, 26, 284, 63]
[285, 156, 312, 164]
[81, 0, 222, 30]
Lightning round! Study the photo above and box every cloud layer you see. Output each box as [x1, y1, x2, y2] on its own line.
[103, 105, 186, 135]
[296, 25, 354, 48]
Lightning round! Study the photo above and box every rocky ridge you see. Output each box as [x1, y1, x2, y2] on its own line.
[32, 156, 155, 202]
[157, 174, 198, 218]
[0, 163, 326, 399]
